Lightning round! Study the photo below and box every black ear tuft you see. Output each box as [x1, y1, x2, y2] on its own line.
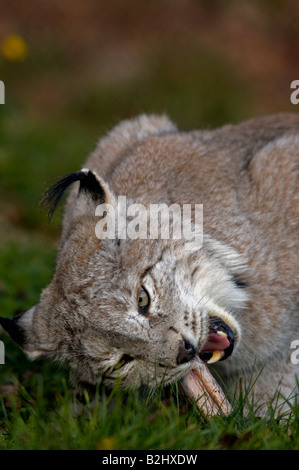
[0, 315, 25, 347]
[41, 169, 105, 221]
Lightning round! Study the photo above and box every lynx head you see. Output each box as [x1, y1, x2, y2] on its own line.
[0, 167, 247, 394]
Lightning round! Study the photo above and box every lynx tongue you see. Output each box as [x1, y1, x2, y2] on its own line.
[180, 355, 232, 419]
[201, 332, 230, 353]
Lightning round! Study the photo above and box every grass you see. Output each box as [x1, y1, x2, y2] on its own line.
[0, 360, 298, 450]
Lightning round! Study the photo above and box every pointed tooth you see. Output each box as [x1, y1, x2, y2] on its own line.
[207, 350, 224, 364]
[216, 331, 227, 337]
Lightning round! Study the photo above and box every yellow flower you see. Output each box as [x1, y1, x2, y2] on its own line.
[1, 34, 28, 62]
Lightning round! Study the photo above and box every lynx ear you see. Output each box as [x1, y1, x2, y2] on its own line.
[104, 114, 177, 148]
[42, 168, 115, 221]
[0, 306, 43, 359]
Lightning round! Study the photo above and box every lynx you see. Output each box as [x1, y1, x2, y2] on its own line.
[1, 113, 298, 417]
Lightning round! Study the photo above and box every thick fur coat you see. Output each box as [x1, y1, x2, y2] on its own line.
[1, 113, 298, 414]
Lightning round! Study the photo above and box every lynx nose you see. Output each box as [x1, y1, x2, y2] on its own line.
[177, 340, 197, 365]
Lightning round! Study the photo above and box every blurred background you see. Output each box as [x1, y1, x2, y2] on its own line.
[0, 0, 299, 317]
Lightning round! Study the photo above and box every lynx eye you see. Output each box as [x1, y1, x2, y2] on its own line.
[138, 286, 150, 316]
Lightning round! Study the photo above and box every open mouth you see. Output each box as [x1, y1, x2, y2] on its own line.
[199, 317, 235, 364]
[179, 317, 236, 419]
